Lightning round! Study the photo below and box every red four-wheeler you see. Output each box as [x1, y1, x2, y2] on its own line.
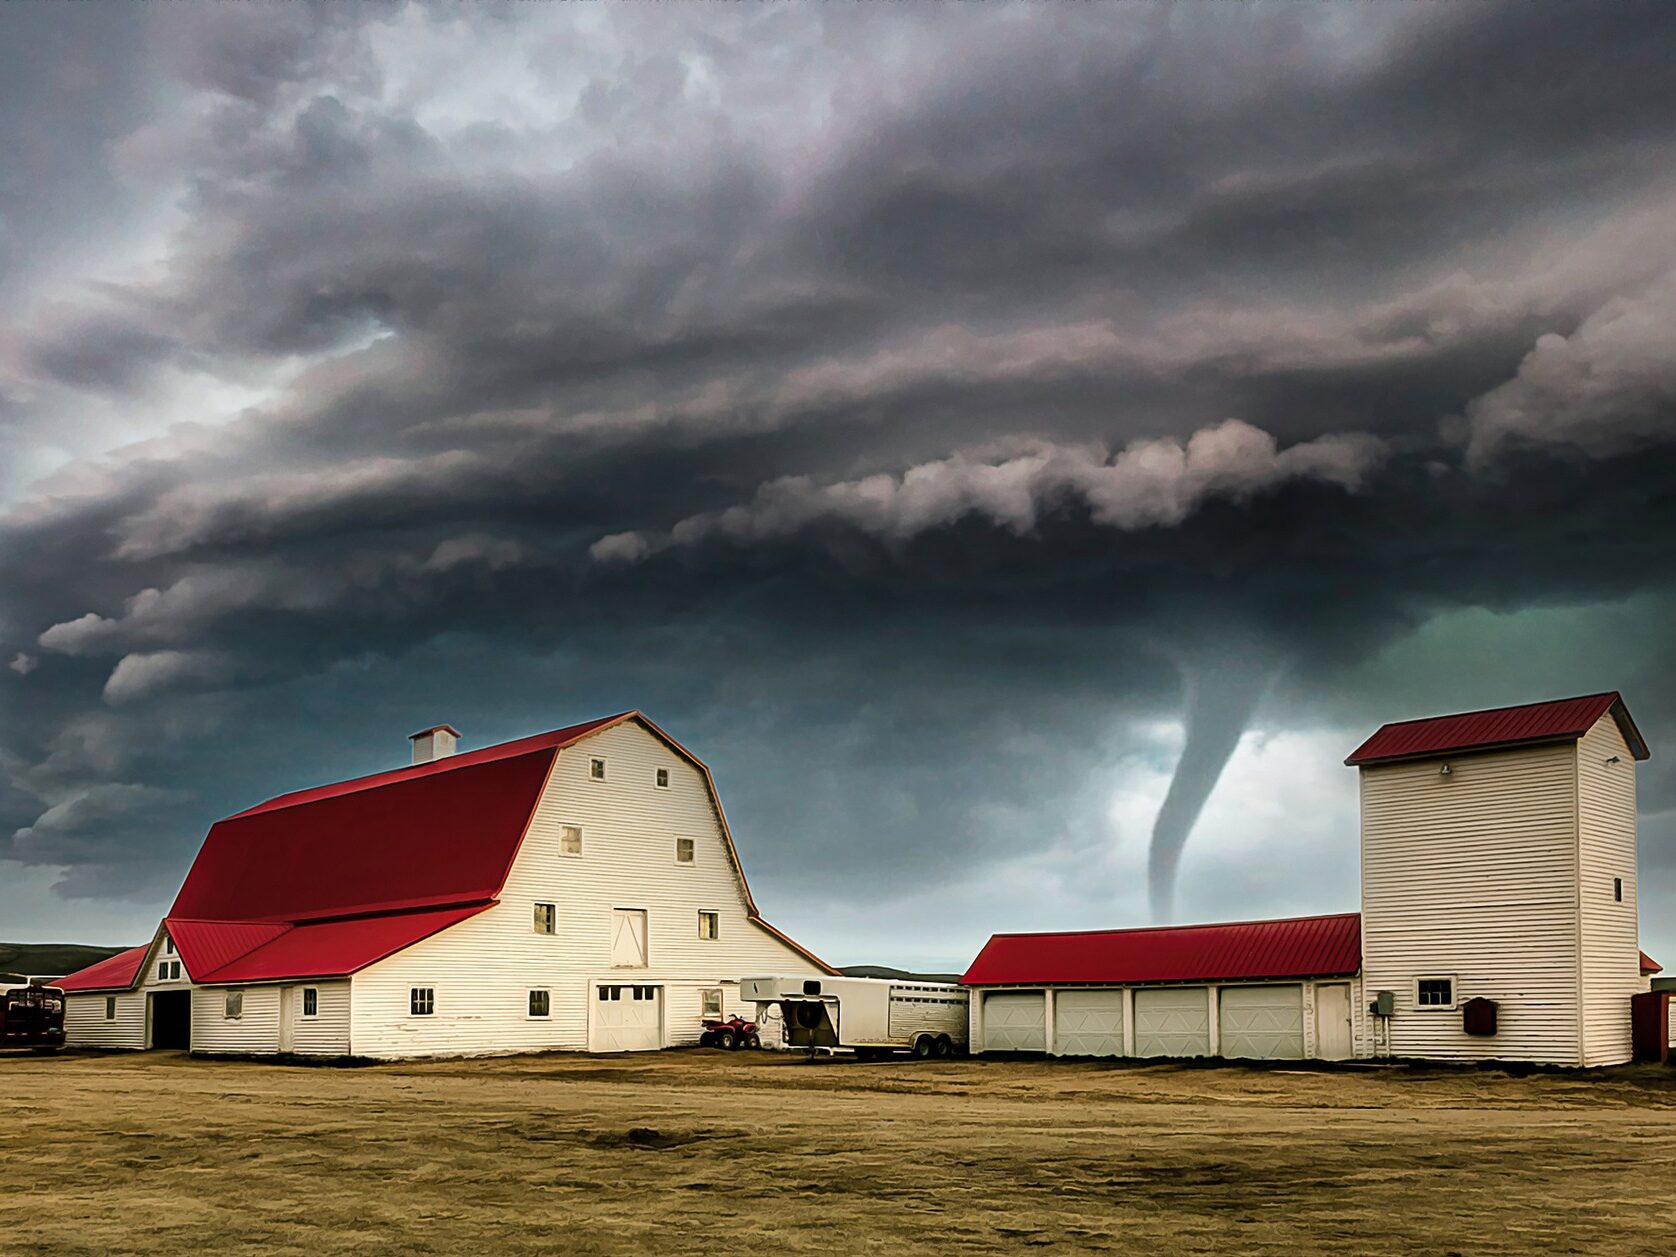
[699, 1015, 762, 1050]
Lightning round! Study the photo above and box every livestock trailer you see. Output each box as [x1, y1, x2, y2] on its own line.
[742, 975, 968, 1058]
[1, 978, 66, 1052]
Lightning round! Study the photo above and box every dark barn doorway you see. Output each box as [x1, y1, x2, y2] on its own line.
[150, 990, 190, 1049]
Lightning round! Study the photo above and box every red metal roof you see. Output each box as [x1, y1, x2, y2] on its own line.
[1346, 692, 1648, 766]
[169, 919, 291, 978]
[186, 905, 492, 983]
[961, 912, 1362, 987]
[54, 944, 150, 993]
[1643, 951, 1663, 975]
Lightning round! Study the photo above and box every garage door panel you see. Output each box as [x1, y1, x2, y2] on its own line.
[1219, 985, 1304, 1060]
[982, 991, 1046, 1052]
[1134, 987, 1210, 1057]
[1053, 989, 1125, 1057]
[592, 985, 662, 1052]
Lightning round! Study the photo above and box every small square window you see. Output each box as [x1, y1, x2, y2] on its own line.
[529, 990, 550, 1018]
[1416, 977, 1454, 1008]
[560, 825, 583, 856]
[1614, 877, 1623, 903]
[701, 988, 723, 1018]
[590, 757, 607, 781]
[676, 837, 695, 865]
[225, 991, 243, 1020]
[697, 911, 719, 941]
[633, 985, 654, 1001]
[105, 996, 117, 1020]
[411, 987, 435, 1016]
[302, 988, 318, 1017]
[655, 768, 670, 788]
[597, 985, 620, 1001]
[534, 902, 557, 934]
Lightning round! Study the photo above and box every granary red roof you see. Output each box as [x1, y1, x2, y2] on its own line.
[56, 710, 834, 993]
[1644, 951, 1663, 975]
[1346, 692, 1648, 766]
[55, 944, 150, 992]
[961, 912, 1362, 987]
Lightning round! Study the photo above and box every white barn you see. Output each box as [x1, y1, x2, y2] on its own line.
[57, 712, 832, 1058]
[964, 691, 1663, 1065]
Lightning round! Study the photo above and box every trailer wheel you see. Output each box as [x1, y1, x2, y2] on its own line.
[934, 1035, 953, 1058]
[715, 1029, 736, 1050]
[912, 1035, 935, 1059]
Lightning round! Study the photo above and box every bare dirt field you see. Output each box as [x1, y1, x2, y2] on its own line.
[3, 1050, 1675, 1256]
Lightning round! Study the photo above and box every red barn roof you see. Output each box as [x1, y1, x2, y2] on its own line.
[56, 711, 834, 993]
[1643, 951, 1663, 975]
[961, 912, 1362, 987]
[1346, 692, 1648, 766]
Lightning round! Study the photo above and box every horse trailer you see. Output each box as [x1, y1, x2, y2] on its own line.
[742, 975, 968, 1058]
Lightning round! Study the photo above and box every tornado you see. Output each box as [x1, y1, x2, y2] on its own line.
[1147, 662, 1275, 922]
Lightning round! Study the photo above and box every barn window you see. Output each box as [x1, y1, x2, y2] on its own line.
[302, 988, 318, 1018]
[701, 988, 723, 1018]
[697, 911, 719, 941]
[105, 996, 116, 1020]
[1614, 877, 1623, 903]
[1415, 977, 1455, 1009]
[170, 961, 181, 981]
[597, 985, 621, 1001]
[676, 837, 694, 864]
[410, 988, 435, 1016]
[590, 757, 607, 781]
[533, 902, 557, 934]
[655, 768, 670, 788]
[224, 992, 243, 1020]
[632, 985, 654, 1000]
[159, 962, 168, 981]
[164, 937, 175, 955]
[559, 825, 583, 857]
[528, 990, 550, 1018]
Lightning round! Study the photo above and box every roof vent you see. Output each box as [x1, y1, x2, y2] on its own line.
[409, 724, 461, 765]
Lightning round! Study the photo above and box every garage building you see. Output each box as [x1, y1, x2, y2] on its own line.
[964, 913, 1363, 1060]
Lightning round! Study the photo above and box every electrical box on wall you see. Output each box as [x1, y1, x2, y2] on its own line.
[1370, 990, 1395, 1016]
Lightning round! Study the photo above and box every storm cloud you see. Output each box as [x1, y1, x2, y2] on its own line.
[2, 1, 1675, 966]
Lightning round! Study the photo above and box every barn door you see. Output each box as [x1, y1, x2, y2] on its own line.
[611, 909, 648, 968]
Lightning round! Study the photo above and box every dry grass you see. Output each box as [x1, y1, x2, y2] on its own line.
[4, 1049, 1675, 1255]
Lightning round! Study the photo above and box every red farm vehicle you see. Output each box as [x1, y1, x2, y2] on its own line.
[1, 978, 66, 1052]
[698, 1014, 761, 1050]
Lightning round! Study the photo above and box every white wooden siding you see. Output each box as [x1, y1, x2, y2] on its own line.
[1361, 743, 1582, 1064]
[349, 719, 814, 1058]
[289, 982, 352, 1055]
[191, 985, 281, 1054]
[63, 991, 146, 1050]
[1577, 713, 1641, 1066]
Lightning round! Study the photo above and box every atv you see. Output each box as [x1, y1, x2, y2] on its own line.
[699, 1015, 762, 1050]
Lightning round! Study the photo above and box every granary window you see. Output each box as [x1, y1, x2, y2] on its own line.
[590, 757, 607, 781]
[410, 987, 435, 1016]
[1614, 877, 1623, 903]
[534, 902, 557, 934]
[225, 991, 243, 1020]
[697, 911, 719, 941]
[105, 996, 117, 1020]
[559, 825, 583, 857]
[675, 837, 695, 865]
[701, 988, 723, 1018]
[655, 768, 670, 788]
[302, 988, 318, 1018]
[1415, 977, 1455, 1009]
[528, 990, 550, 1018]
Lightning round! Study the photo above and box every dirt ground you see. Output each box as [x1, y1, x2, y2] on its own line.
[3, 1050, 1675, 1256]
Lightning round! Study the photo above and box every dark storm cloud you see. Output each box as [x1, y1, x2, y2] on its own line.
[2, 2, 1674, 960]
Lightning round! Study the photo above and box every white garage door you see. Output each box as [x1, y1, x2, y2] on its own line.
[982, 991, 1046, 1052]
[1219, 985, 1304, 1060]
[1053, 989, 1125, 1057]
[592, 984, 662, 1052]
[1134, 987, 1210, 1057]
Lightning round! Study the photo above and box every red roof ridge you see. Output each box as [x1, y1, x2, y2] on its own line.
[228, 712, 636, 818]
[1363, 691, 1620, 733]
[982, 910, 1360, 941]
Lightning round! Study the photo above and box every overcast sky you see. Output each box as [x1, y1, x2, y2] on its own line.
[2, 2, 1674, 972]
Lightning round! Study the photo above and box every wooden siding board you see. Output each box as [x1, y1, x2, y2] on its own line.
[1360, 742, 1583, 1064]
[349, 720, 814, 1058]
[63, 991, 146, 1049]
[191, 985, 281, 1054]
[1577, 712, 1641, 1066]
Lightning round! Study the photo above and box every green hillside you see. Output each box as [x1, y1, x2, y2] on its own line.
[0, 942, 131, 981]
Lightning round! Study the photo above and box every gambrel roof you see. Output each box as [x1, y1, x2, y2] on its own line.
[58, 712, 830, 990]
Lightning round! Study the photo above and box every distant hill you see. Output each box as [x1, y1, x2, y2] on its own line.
[0, 942, 131, 982]
[839, 964, 964, 984]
